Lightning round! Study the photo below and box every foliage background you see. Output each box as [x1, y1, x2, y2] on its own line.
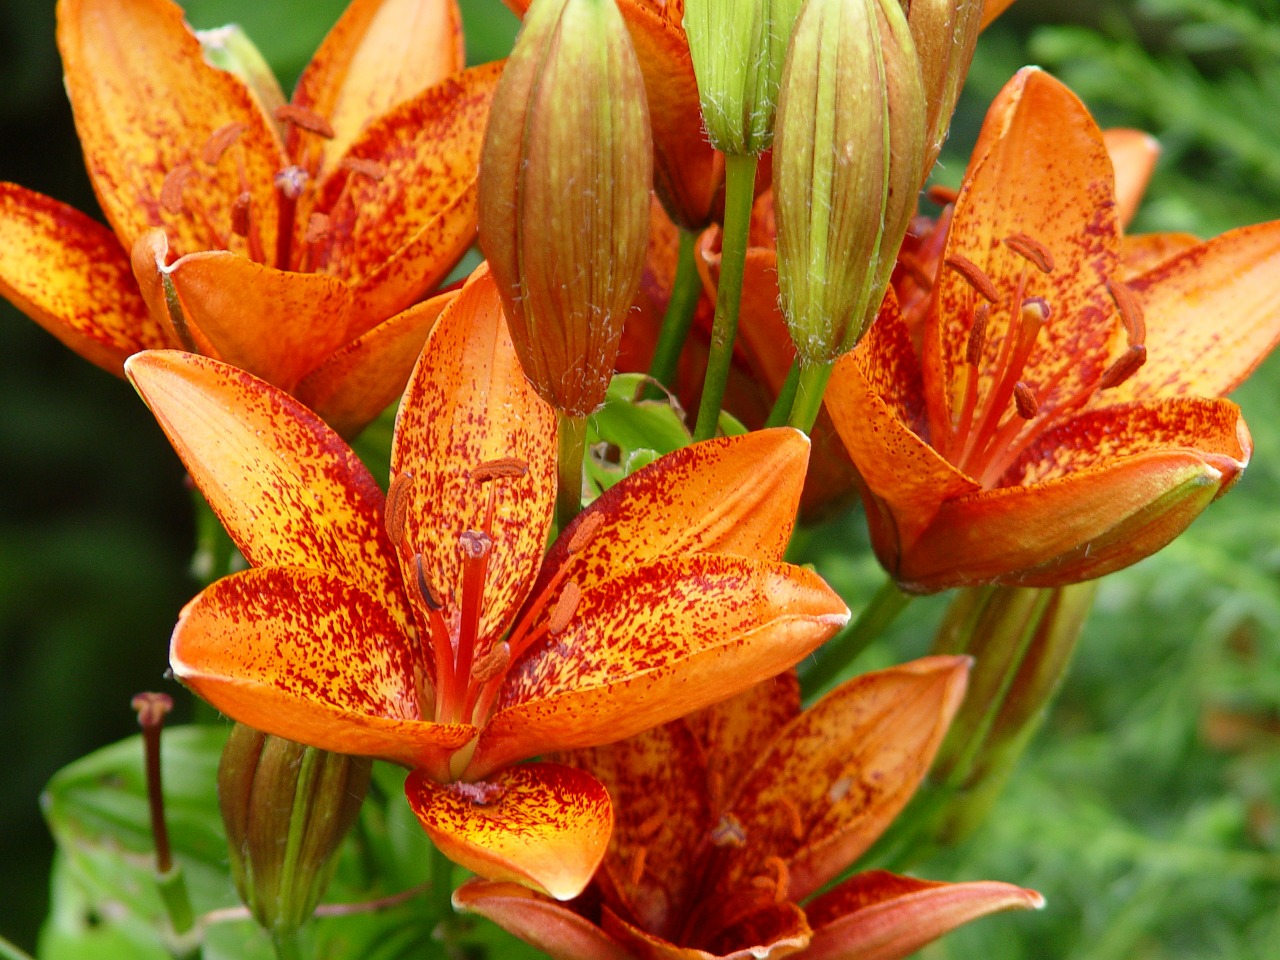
[0, 0, 1277, 956]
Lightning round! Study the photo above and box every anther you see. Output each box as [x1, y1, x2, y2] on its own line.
[230, 192, 252, 238]
[965, 303, 989, 366]
[201, 121, 248, 166]
[635, 810, 665, 842]
[765, 856, 791, 903]
[274, 104, 335, 139]
[1003, 232, 1055, 273]
[897, 252, 934, 289]
[710, 813, 747, 847]
[567, 512, 604, 555]
[304, 212, 329, 245]
[1013, 381, 1039, 419]
[471, 642, 511, 683]
[1097, 344, 1147, 390]
[926, 184, 959, 206]
[547, 581, 582, 635]
[778, 797, 805, 842]
[459, 530, 493, 560]
[273, 165, 309, 201]
[472, 458, 529, 483]
[340, 157, 388, 182]
[413, 553, 442, 611]
[384, 472, 414, 543]
[946, 254, 1001, 303]
[159, 164, 195, 214]
[1107, 278, 1146, 347]
[628, 847, 647, 887]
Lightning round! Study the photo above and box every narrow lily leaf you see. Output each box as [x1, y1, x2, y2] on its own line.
[294, 287, 459, 439]
[405, 762, 612, 901]
[170, 566, 477, 773]
[472, 554, 847, 776]
[453, 880, 636, 960]
[1102, 128, 1159, 228]
[802, 871, 1044, 960]
[391, 266, 557, 648]
[124, 351, 406, 614]
[0, 183, 164, 371]
[57, 0, 284, 257]
[290, 0, 466, 172]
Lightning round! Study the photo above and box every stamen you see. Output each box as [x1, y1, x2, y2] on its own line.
[471, 642, 511, 683]
[567, 512, 604, 554]
[340, 157, 388, 182]
[414, 554, 442, 611]
[459, 530, 493, 560]
[547, 581, 582, 635]
[710, 813, 747, 848]
[965, 303, 989, 366]
[765, 856, 791, 902]
[1107, 278, 1147, 347]
[778, 797, 805, 842]
[384, 472, 414, 543]
[1097, 344, 1147, 390]
[1003, 232, 1055, 273]
[1013, 381, 1039, 419]
[230, 192, 252, 238]
[472, 457, 529, 483]
[159, 164, 195, 214]
[201, 121, 248, 166]
[304, 212, 329, 245]
[897, 252, 934, 289]
[635, 810, 665, 841]
[628, 847, 648, 887]
[274, 104, 335, 139]
[946, 254, 1001, 303]
[926, 184, 959, 206]
[274, 165, 309, 201]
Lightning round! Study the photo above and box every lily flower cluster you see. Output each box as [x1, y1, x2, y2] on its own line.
[3, 0, 1279, 957]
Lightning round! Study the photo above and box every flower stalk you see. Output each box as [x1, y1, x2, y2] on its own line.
[645, 227, 702, 398]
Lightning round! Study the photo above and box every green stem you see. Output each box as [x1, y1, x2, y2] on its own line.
[0, 936, 35, 960]
[786, 360, 835, 435]
[693, 152, 759, 441]
[271, 931, 303, 960]
[429, 842, 456, 933]
[556, 411, 589, 533]
[764, 361, 801, 428]
[645, 228, 701, 398]
[800, 576, 912, 699]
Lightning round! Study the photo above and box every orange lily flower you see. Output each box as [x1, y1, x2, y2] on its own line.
[0, 0, 498, 434]
[124, 266, 848, 900]
[824, 67, 1280, 592]
[455, 658, 1044, 960]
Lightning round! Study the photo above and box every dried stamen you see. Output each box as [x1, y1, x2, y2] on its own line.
[471, 642, 511, 683]
[201, 121, 248, 166]
[946, 254, 1001, 303]
[304, 212, 329, 245]
[159, 164, 195, 214]
[1013, 381, 1039, 419]
[274, 165, 309, 201]
[413, 554, 442, 611]
[567, 512, 604, 554]
[547, 581, 582, 635]
[472, 457, 529, 483]
[965, 303, 989, 366]
[384, 472, 414, 543]
[1003, 232, 1055, 273]
[1107, 278, 1147, 346]
[710, 813, 747, 848]
[340, 157, 388, 182]
[459, 530, 493, 560]
[1097, 344, 1148, 390]
[230, 192, 252, 238]
[274, 104, 335, 139]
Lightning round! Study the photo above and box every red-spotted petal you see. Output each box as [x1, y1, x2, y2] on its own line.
[170, 566, 474, 774]
[1120, 232, 1199, 278]
[0, 182, 165, 371]
[802, 870, 1044, 960]
[453, 880, 636, 960]
[405, 762, 612, 900]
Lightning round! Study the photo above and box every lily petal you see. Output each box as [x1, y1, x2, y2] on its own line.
[802, 870, 1044, 960]
[1120, 232, 1200, 278]
[604, 899, 811, 960]
[405, 762, 612, 900]
[1103, 128, 1159, 228]
[290, 0, 466, 173]
[124, 351, 405, 612]
[58, 0, 284, 257]
[453, 879, 636, 960]
[170, 566, 475, 772]
[390, 266, 557, 652]
[294, 287, 459, 439]
[472, 555, 848, 777]
[0, 182, 164, 371]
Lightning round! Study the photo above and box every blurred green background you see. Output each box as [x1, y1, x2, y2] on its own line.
[1, 0, 1278, 956]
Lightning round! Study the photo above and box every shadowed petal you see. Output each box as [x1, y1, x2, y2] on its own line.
[604, 899, 810, 960]
[471, 555, 847, 777]
[390, 267, 557, 653]
[453, 880, 636, 960]
[1103, 128, 1159, 228]
[124, 351, 406, 614]
[58, 0, 283, 257]
[802, 871, 1044, 960]
[294, 287, 459, 438]
[0, 183, 164, 371]
[290, 0, 465, 173]
[170, 566, 475, 772]
[406, 762, 612, 900]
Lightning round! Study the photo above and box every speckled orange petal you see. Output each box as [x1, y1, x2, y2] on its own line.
[471, 554, 848, 777]
[802, 871, 1044, 960]
[310, 61, 500, 318]
[1120, 232, 1200, 278]
[57, 0, 284, 258]
[901, 444, 1246, 591]
[390, 266, 557, 655]
[405, 762, 612, 901]
[717, 658, 968, 904]
[604, 899, 811, 960]
[979, 0, 1016, 30]
[124, 351, 407, 618]
[294, 287, 459, 439]
[289, 0, 465, 175]
[535, 428, 810, 605]
[927, 67, 1120, 434]
[1109, 220, 1280, 402]
[0, 183, 165, 371]
[1103, 129, 1159, 228]
[170, 566, 475, 773]
[453, 880, 635, 960]
[134, 241, 356, 391]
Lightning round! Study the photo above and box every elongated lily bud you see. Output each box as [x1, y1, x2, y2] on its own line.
[926, 582, 1096, 844]
[684, 0, 804, 154]
[905, 0, 983, 177]
[218, 724, 372, 939]
[773, 0, 925, 362]
[479, 0, 651, 418]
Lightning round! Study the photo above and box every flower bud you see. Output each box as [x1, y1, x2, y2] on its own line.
[926, 582, 1096, 844]
[197, 25, 287, 125]
[773, 0, 925, 362]
[684, 0, 804, 155]
[479, 0, 652, 417]
[218, 724, 372, 939]
[904, 0, 984, 176]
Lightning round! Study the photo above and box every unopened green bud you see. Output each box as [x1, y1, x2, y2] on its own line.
[903, 0, 984, 176]
[197, 25, 287, 126]
[684, 0, 804, 154]
[773, 0, 925, 362]
[479, 0, 652, 417]
[218, 724, 372, 939]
